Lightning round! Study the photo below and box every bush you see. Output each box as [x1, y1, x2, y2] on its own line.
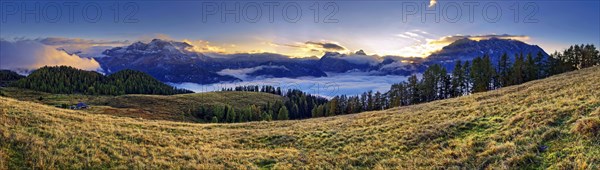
[571, 117, 600, 138]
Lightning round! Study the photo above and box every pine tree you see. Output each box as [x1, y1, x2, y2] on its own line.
[535, 51, 546, 79]
[582, 44, 600, 68]
[366, 91, 374, 111]
[328, 97, 339, 116]
[407, 75, 420, 105]
[482, 55, 496, 91]
[374, 91, 383, 110]
[389, 82, 408, 107]
[277, 106, 289, 120]
[360, 92, 368, 111]
[291, 104, 299, 119]
[497, 53, 511, 87]
[441, 74, 451, 99]
[213, 106, 225, 122]
[511, 53, 525, 85]
[311, 106, 319, 117]
[225, 106, 236, 123]
[421, 64, 439, 102]
[470, 57, 486, 93]
[451, 61, 464, 97]
[524, 53, 537, 82]
[470, 55, 496, 93]
[462, 61, 472, 94]
[548, 51, 563, 75]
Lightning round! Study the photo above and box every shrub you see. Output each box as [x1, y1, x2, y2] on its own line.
[571, 117, 600, 138]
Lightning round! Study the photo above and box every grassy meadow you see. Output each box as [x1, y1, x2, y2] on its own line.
[0, 88, 283, 122]
[1, 67, 599, 169]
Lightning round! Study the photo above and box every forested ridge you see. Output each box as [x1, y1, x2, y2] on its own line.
[211, 44, 599, 123]
[313, 44, 600, 117]
[189, 87, 328, 123]
[0, 70, 25, 87]
[11, 66, 192, 95]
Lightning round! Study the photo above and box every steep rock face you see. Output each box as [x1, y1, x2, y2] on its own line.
[96, 39, 239, 84]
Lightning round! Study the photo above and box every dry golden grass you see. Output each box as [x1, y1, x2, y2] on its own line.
[0, 88, 283, 122]
[1, 67, 599, 169]
[572, 117, 600, 139]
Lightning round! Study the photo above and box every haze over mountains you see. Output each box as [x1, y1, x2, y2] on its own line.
[92, 38, 548, 85]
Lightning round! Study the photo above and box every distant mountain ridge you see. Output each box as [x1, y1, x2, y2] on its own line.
[94, 38, 549, 84]
[96, 39, 239, 84]
[426, 38, 549, 71]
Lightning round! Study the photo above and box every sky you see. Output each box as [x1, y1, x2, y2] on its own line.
[1, 0, 599, 63]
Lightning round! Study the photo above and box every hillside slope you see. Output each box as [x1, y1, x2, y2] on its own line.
[1, 67, 599, 169]
[0, 88, 283, 122]
[92, 91, 285, 120]
[11, 66, 192, 95]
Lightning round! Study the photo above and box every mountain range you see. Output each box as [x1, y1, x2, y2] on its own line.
[94, 38, 548, 84]
[425, 38, 549, 70]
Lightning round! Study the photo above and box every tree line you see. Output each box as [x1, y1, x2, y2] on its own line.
[186, 86, 328, 123]
[192, 44, 598, 123]
[222, 85, 283, 96]
[0, 70, 25, 87]
[11, 66, 193, 95]
[191, 101, 293, 123]
[312, 44, 599, 117]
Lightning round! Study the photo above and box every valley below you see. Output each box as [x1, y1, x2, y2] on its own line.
[1, 66, 598, 169]
[1, 1, 598, 169]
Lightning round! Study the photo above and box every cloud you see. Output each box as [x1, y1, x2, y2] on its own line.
[396, 30, 434, 43]
[428, 34, 530, 45]
[135, 34, 343, 57]
[275, 41, 347, 54]
[34, 37, 130, 58]
[36, 37, 129, 46]
[170, 73, 411, 98]
[216, 65, 289, 80]
[182, 39, 228, 53]
[380, 60, 418, 70]
[396, 34, 411, 39]
[0, 39, 101, 71]
[305, 41, 346, 51]
[404, 32, 421, 38]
